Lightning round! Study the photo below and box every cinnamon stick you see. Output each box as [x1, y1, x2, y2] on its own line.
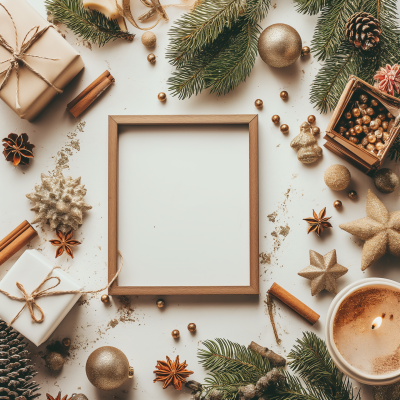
[268, 283, 320, 325]
[67, 70, 115, 118]
[0, 221, 38, 266]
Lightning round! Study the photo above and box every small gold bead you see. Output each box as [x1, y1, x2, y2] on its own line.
[280, 91, 288, 100]
[62, 338, 71, 347]
[271, 115, 280, 124]
[254, 99, 263, 109]
[301, 46, 310, 57]
[312, 126, 320, 136]
[354, 124, 362, 134]
[371, 99, 379, 107]
[158, 92, 167, 102]
[344, 112, 352, 120]
[348, 190, 357, 200]
[280, 124, 289, 134]
[333, 200, 342, 209]
[147, 53, 156, 64]
[187, 323, 197, 332]
[352, 108, 361, 118]
[101, 294, 109, 303]
[171, 329, 180, 339]
[307, 115, 316, 124]
[156, 299, 165, 308]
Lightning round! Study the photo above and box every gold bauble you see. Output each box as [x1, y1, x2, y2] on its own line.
[156, 299, 165, 308]
[101, 294, 109, 303]
[271, 115, 280, 124]
[62, 337, 71, 347]
[312, 126, 320, 136]
[158, 92, 167, 102]
[46, 352, 65, 371]
[147, 53, 156, 64]
[254, 99, 263, 108]
[301, 46, 310, 56]
[280, 124, 289, 134]
[86, 346, 134, 391]
[141, 31, 156, 47]
[333, 200, 342, 209]
[187, 323, 196, 332]
[280, 90, 288, 100]
[258, 24, 302, 68]
[171, 329, 180, 338]
[307, 115, 316, 124]
[348, 190, 357, 200]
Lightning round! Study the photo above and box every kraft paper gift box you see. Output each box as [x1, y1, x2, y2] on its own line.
[0, 250, 82, 346]
[0, 0, 84, 121]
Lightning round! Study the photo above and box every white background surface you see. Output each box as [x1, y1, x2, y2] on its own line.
[1, 0, 400, 399]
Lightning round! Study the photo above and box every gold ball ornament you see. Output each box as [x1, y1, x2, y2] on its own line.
[254, 99, 263, 108]
[86, 346, 134, 391]
[333, 200, 342, 209]
[156, 299, 165, 308]
[158, 92, 167, 102]
[301, 46, 310, 56]
[46, 352, 65, 371]
[271, 115, 280, 124]
[141, 31, 156, 47]
[307, 115, 316, 124]
[101, 294, 109, 303]
[312, 126, 320, 136]
[373, 168, 400, 193]
[171, 329, 180, 339]
[280, 124, 289, 134]
[258, 24, 302, 68]
[71, 395, 88, 400]
[348, 190, 357, 200]
[147, 53, 156, 64]
[187, 323, 197, 332]
[62, 337, 71, 347]
[280, 91, 288, 100]
[324, 164, 351, 191]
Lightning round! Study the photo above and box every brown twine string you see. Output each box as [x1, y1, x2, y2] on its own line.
[0, 251, 124, 327]
[0, 3, 63, 110]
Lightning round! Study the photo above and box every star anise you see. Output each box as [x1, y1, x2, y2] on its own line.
[303, 207, 332, 236]
[2, 133, 35, 166]
[46, 393, 72, 400]
[50, 230, 81, 258]
[153, 355, 194, 390]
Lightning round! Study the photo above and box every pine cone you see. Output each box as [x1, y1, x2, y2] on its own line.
[345, 12, 381, 50]
[0, 319, 41, 400]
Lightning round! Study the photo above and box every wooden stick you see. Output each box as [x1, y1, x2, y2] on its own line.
[248, 341, 286, 367]
[67, 71, 115, 118]
[268, 283, 320, 325]
[0, 221, 38, 266]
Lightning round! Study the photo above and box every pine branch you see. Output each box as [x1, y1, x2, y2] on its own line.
[45, 0, 134, 47]
[389, 134, 400, 162]
[245, 0, 271, 25]
[294, 0, 331, 15]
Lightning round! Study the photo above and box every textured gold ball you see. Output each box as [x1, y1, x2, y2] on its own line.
[46, 352, 65, 371]
[147, 53, 156, 64]
[258, 24, 302, 68]
[158, 92, 167, 102]
[333, 200, 342, 209]
[254, 99, 263, 108]
[156, 299, 165, 308]
[312, 126, 320, 136]
[301, 46, 310, 56]
[86, 346, 133, 391]
[271, 115, 280, 124]
[141, 31, 156, 47]
[71, 395, 88, 400]
[187, 323, 197, 332]
[373, 168, 400, 193]
[101, 294, 109, 303]
[324, 164, 351, 191]
[62, 337, 71, 347]
[280, 91, 288, 100]
[171, 329, 180, 339]
[280, 124, 289, 134]
[307, 115, 316, 124]
[348, 190, 357, 200]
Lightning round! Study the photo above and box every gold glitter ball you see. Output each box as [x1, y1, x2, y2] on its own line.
[258, 24, 302, 68]
[280, 91, 288, 100]
[158, 92, 167, 102]
[307, 115, 316, 124]
[187, 323, 196, 332]
[156, 299, 165, 308]
[147, 53, 156, 64]
[62, 337, 71, 347]
[254, 99, 263, 108]
[101, 294, 109, 303]
[333, 200, 342, 209]
[46, 352, 65, 371]
[324, 164, 351, 191]
[271, 115, 280, 124]
[373, 168, 399, 193]
[301, 46, 310, 56]
[280, 124, 289, 134]
[171, 329, 180, 339]
[141, 31, 156, 47]
[348, 190, 357, 200]
[312, 126, 320, 136]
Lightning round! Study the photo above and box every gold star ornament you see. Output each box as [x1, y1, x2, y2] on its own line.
[298, 249, 348, 296]
[340, 189, 400, 271]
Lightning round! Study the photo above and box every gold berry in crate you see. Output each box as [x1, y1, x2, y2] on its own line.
[312, 126, 320, 135]
[349, 127, 355, 136]
[362, 115, 371, 125]
[101, 294, 109, 303]
[156, 299, 165, 308]
[171, 329, 180, 339]
[382, 120, 389, 130]
[366, 107, 375, 116]
[158, 92, 167, 102]
[280, 90, 288, 100]
[352, 108, 361, 118]
[359, 94, 368, 103]
[349, 137, 359, 144]
[62, 337, 71, 347]
[383, 131, 390, 141]
[375, 118, 382, 126]
[377, 113, 386, 121]
[362, 125, 370, 134]
[307, 115, 316, 124]
[347, 120, 354, 128]
[280, 124, 289, 133]
[333, 200, 342, 209]
[376, 142, 384, 151]
[370, 120, 379, 130]
[255, 99, 263, 108]
[354, 124, 362, 134]
[301, 46, 310, 56]
[141, 31, 157, 47]
[339, 126, 347, 134]
[371, 99, 379, 107]
[348, 190, 357, 200]
[271, 115, 280, 124]
[344, 111, 352, 120]
[375, 130, 383, 139]
[344, 131, 351, 138]
[147, 53, 156, 64]
[361, 137, 369, 146]
[387, 112, 394, 119]
[366, 143, 375, 151]
[368, 134, 377, 143]
[355, 117, 363, 125]
[187, 323, 197, 332]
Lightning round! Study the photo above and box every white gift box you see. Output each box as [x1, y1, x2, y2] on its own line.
[0, 250, 82, 346]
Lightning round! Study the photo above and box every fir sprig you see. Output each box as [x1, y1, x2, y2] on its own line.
[45, 0, 134, 47]
[294, 0, 330, 15]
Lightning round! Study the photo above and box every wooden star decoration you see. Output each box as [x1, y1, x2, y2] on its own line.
[340, 189, 400, 271]
[298, 249, 348, 296]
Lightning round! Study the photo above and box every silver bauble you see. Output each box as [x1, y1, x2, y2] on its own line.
[258, 24, 302, 68]
[86, 346, 134, 391]
[373, 168, 399, 193]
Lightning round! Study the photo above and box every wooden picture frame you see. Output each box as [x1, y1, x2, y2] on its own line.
[108, 115, 259, 295]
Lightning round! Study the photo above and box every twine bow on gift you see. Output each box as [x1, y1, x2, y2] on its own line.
[0, 251, 124, 327]
[0, 3, 63, 110]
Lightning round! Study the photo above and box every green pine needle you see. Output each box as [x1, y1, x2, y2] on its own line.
[294, 0, 330, 15]
[45, 0, 134, 47]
